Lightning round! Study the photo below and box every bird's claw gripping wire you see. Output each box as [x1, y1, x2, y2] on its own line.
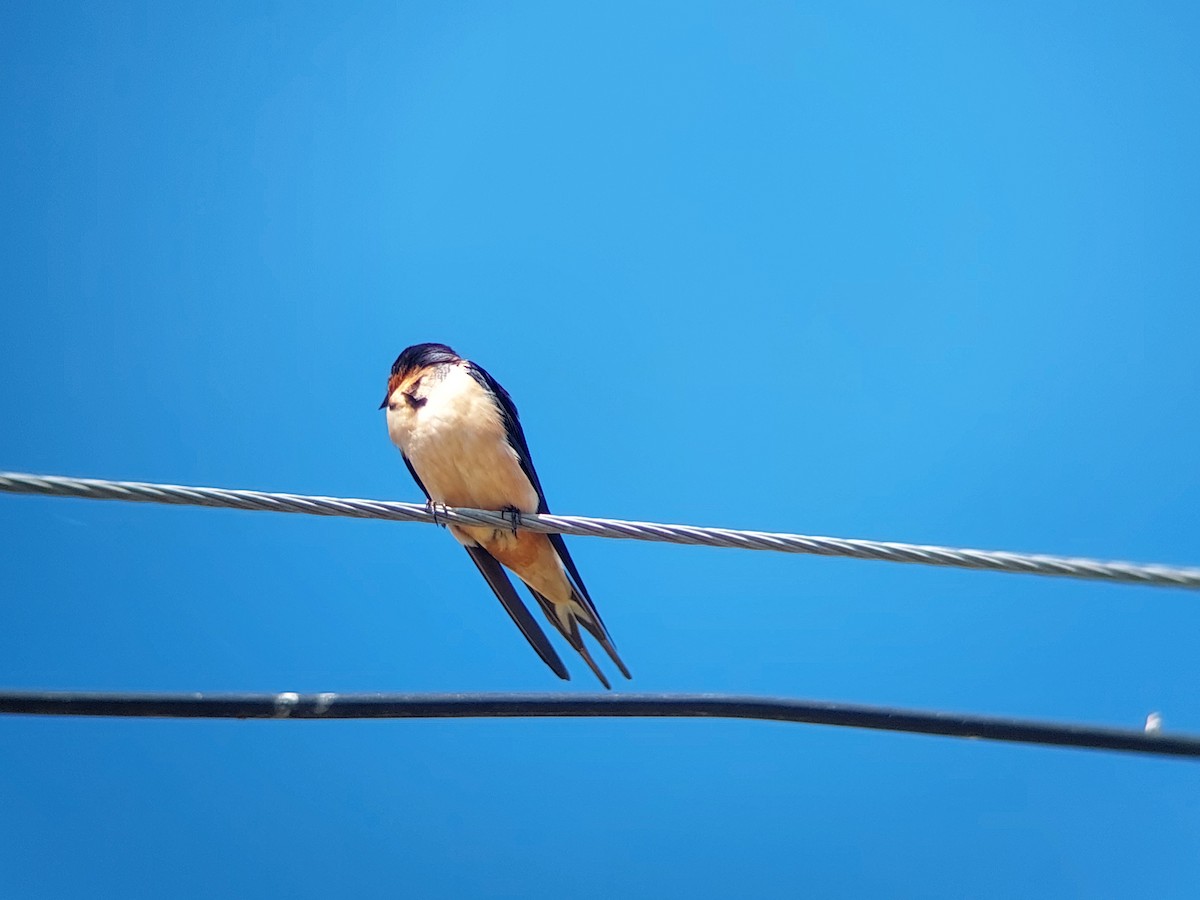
[426, 500, 449, 527]
[502, 505, 523, 535]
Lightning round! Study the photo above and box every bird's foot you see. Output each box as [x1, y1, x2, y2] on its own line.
[426, 500, 449, 527]
[501, 505, 523, 535]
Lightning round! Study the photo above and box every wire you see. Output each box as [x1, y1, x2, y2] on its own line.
[2, 470, 1198, 590]
[1, 689, 1194, 759]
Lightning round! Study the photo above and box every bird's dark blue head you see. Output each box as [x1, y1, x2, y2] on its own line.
[381, 343, 461, 408]
[390, 342, 460, 376]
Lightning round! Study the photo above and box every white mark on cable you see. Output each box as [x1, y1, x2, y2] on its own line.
[274, 692, 300, 718]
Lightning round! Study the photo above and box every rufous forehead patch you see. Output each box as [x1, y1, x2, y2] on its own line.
[386, 369, 427, 402]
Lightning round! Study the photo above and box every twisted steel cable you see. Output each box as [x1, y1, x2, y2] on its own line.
[2, 470, 1198, 589]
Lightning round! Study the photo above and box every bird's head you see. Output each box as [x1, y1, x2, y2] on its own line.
[380, 342, 461, 409]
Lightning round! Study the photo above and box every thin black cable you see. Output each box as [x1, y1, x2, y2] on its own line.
[1, 690, 1193, 759]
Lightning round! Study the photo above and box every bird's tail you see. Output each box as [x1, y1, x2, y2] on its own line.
[530, 589, 631, 690]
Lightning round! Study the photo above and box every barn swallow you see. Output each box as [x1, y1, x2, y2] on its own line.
[380, 342, 630, 688]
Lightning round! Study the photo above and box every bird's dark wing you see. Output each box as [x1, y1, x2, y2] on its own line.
[466, 361, 629, 680]
[402, 446, 566, 680]
[465, 362, 548, 506]
[402, 453, 431, 501]
[464, 545, 570, 681]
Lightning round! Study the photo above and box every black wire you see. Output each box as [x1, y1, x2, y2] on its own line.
[1, 690, 1194, 759]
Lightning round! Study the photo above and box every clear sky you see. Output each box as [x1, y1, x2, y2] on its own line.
[3, 2, 1199, 897]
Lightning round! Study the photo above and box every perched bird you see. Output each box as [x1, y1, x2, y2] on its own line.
[380, 342, 630, 688]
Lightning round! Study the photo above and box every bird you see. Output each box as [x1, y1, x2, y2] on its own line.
[380, 342, 630, 688]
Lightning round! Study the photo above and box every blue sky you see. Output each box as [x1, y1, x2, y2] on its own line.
[3, 2, 1199, 897]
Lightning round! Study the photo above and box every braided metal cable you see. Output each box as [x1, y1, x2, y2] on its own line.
[2, 470, 1198, 590]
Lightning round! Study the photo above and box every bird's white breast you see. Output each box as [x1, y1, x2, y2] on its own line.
[386, 363, 539, 514]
